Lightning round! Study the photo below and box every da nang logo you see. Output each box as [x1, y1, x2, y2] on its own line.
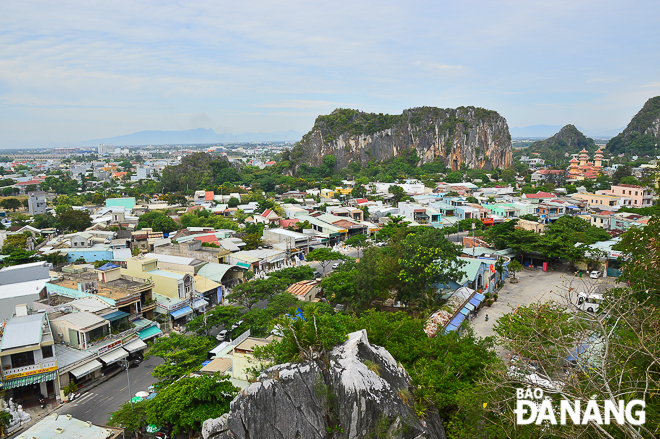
[515, 388, 645, 426]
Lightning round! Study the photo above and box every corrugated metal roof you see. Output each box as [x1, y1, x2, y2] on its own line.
[0, 278, 48, 300]
[197, 263, 240, 282]
[146, 253, 197, 265]
[52, 311, 107, 330]
[0, 313, 45, 351]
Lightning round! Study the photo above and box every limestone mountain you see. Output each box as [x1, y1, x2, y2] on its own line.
[526, 124, 596, 162]
[607, 96, 660, 156]
[288, 107, 513, 172]
[202, 330, 447, 439]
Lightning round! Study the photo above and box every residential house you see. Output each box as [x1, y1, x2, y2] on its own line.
[286, 280, 320, 302]
[253, 209, 280, 225]
[0, 306, 58, 403]
[598, 184, 655, 207]
[27, 191, 47, 215]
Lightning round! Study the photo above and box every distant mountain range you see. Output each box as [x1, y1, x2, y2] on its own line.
[78, 128, 302, 146]
[511, 125, 624, 139]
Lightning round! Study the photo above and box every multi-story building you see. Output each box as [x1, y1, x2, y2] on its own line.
[0, 305, 58, 403]
[27, 191, 47, 215]
[599, 184, 655, 207]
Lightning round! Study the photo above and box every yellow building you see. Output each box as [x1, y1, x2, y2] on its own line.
[320, 188, 335, 198]
[572, 193, 620, 209]
[121, 256, 194, 299]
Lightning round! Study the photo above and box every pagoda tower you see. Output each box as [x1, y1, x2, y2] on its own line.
[579, 148, 589, 167]
[568, 157, 580, 176]
[593, 148, 604, 174]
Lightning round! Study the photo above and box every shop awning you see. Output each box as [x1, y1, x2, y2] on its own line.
[123, 338, 148, 354]
[70, 359, 103, 378]
[449, 313, 466, 328]
[103, 310, 131, 322]
[170, 306, 192, 319]
[236, 262, 251, 269]
[138, 326, 163, 340]
[464, 302, 475, 311]
[99, 348, 128, 365]
[2, 371, 57, 390]
[445, 324, 458, 332]
[460, 307, 470, 316]
[192, 298, 208, 310]
[469, 293, 486, 307]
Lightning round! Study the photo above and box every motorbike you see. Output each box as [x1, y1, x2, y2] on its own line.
[485, 314, 489, 322]
[39, 395, 46, 409]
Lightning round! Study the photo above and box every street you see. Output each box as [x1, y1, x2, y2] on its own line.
[55, 355, 163, 425]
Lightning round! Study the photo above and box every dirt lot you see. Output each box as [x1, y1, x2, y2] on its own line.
[471, 267, 619, 339]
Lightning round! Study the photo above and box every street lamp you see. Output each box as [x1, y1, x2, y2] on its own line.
[119, 359, 133, 409]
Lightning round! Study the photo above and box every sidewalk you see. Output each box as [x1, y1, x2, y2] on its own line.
[7, 367, 125, 439]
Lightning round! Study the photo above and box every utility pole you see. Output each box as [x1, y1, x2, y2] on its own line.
[120, 359, 133, 409]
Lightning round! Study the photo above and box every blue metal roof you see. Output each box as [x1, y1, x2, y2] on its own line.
[170, 306, 192, 319]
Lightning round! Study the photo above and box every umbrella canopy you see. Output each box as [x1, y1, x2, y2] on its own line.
[146, 424, 161, 433]
[135, 391, 150, 398]
[131, 396, 144, 403]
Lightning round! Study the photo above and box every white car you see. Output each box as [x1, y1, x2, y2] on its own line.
[216, 330, 228, 341]
[589, 271, 601, 279]
[331, 262, 340, 270]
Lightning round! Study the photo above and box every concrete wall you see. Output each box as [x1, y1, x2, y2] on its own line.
[154, 241, 228, 264]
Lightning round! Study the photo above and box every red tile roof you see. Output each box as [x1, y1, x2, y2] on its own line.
[194, 235, 219, 243]
[524, 192, 554, 199]
[280, 219, 299, 228]
[286, 280, 320, 297]
[205, 191, 215, 201]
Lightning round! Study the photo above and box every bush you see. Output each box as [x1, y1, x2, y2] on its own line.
[493, 294, 498, 301]
[486, 299, 494, 307]
[63, 382, 78, 395]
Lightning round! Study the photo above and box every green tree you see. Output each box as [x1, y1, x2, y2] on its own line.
[243, 232, 264, 250]
[32, 213, 57, 229]
[0, 198, 21, 211]
[185, 305, 243, 336]
[151, 215, 178, 233]
[344, 233, 369, 258]
[108, 400, 149, 435]
[146, 333, 215, 385]
[388, 185, 406, 203]
[507, 259, 523, 279]
[146, 373, 238, 437]
[306, 247, 349, 276]
[397, 228, 466, 305]
[612, 164, 632, 185]
[350, 184, 367, 199]
[58, 209, 92, 231]
[225, 277, 287, 311]
[227, 196, 240, 208]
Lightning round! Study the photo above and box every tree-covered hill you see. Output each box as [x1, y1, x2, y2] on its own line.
[607, 96, 660, 156]
[524, 124, 596, 163]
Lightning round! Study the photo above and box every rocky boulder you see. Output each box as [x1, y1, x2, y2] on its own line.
[202, 330, 446, 439]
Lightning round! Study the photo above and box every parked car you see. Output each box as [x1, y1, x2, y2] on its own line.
[589, 271, 601, 279]
[331, 262, 340, 270]
[231, 320, 244, 331]
[216, 330, 228, 341]
[314, 271, 322, 279]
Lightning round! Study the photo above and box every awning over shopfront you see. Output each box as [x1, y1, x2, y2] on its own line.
[449, 313, 466, 328]
[103, 310, 131, 322]
[2, 371, 57, 390]
[192, 298, 208, 310]
[123, 338, 148, 354]
[69, 359, 103, 378]
[236, 262, 251, 269]
[99, 348, 128, 365]
[138, 326, 163, 340]
[170, 306, 192, 319]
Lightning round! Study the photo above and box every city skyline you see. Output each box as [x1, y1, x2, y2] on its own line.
[1, 0, 659, 148]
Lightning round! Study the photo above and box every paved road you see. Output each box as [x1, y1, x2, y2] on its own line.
[56, 355, 163, 425]
[471, 268, 618, 340]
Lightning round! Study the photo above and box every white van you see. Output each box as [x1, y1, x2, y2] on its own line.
[576, 292, 603, 313]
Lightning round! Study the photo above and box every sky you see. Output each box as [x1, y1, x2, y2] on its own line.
[0, 0, 659, 148]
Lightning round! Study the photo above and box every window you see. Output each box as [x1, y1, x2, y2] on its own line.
[10, 351, 35, 368]
[42, 345, 53, 359]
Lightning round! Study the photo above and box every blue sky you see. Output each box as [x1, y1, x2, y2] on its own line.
[0, 0, 659, 147]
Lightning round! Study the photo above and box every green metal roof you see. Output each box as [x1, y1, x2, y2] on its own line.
[138, 326, 163, 340]
[2, 371, 57, 389]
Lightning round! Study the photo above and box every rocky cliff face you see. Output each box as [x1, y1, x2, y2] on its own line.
[291, 107, 513, 171]
[202, 330, 446, 439]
